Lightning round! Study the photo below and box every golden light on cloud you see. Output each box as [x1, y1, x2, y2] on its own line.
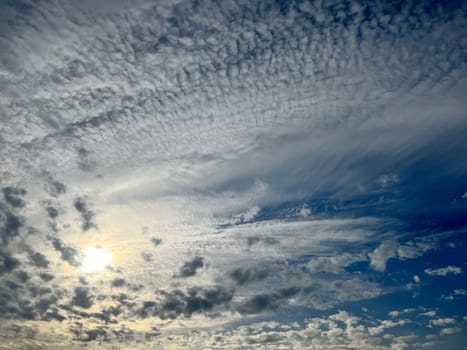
[81, 247, 112, 273]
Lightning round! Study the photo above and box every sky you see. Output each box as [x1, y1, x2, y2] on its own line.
[0, 0, 466, 349]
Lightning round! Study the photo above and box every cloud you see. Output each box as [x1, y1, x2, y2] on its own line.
[237, 287, 300, 315]
[299, 206, 311, 218]
[178, 256, 204, 277]
[39, 273, 54, 282]
[247, 235, 279, 246]
[0, 251, 20, 275]
[73, 198, 97, 231]
[50, 237, 80, 267]
[232, 206, 261, 224]
[144, 310, 428, 349]
[71, 287, 93, 309]
[150, 237, 162, 246]
[45, 206, 59, 219]
[0, 209, 24, 245]
[111, 278, 125, 288]
[2, 187, 27, 208]
[137, 286, 233, 319]
[440, 327, 461, 335]
[308, 253, 366, 274]
[441, 288, 467, 301]
[28, 251, 50, 268]
[368, 241, 399, 272]
[424, 266, 462, 276]
[389, 308, 416, 318]
[229, 265, 270, 286]
[429, 318, 456, 327]
[46, 179, 67, 197]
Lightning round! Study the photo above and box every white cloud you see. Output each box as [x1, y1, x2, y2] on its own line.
[440, 327, 461, 335]
[389, 309, 416, 318]
[307, 252, 367, 274]
[424, 266, 462, 276]
[441, 288, 467, 301]
[368, 241, 399, 272]
[429, 318, 456, 327]
[378, 173, 399, 188]
[299, 206, 311, 218]
[420, 311, 437, 318]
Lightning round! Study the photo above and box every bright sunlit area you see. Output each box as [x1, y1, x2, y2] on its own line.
[81, 247, 113, 273]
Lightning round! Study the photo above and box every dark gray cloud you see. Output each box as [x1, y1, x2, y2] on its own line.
[73, 197, 97, 231]
[229, 265, 270, 286]
[77, 148, 98, 172]
[141, 251, 152, 262]
[39, 273, 54, 282]
[49, 181, 66, 197]
[111, 278, 125, 288]
[50, 237, 79, 266]
[15, 270, 29, 283]
[138, 286, 233, 319]
[179, 256, 204, 277]
[0, 251, 20, 275]
[247, 236, 279, 246]
[237, 287, 300, 315]
[28, 251, 49, 268]
[45, 206, 58, 219]
[2, 187, 26, 208]
[151, 237, 162, 246]
[0, 209, 24, 245]
[71, 287, 93, 309]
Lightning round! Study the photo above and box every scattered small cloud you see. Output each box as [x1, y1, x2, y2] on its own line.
[429, 318, 456, 327]
[424, 266, 462, 276]
[440, 327, 461, 335]
[389, 308, 416, 318]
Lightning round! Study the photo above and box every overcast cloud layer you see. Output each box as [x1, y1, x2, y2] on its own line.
[1, 0, 466, 349]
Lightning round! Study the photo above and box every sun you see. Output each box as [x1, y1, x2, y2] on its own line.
[81, 247, 112, 273]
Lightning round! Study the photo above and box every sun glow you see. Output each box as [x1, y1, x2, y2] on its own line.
[81, 247, 112, 273]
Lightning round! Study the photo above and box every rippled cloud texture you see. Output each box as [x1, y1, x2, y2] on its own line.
[1, 0, 466, 349]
